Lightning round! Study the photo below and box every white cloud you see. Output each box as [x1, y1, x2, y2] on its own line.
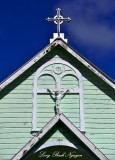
[68, 21, 115, 50]
[55, 0, 115, 54]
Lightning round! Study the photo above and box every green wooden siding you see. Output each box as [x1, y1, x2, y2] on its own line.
[61, 75, 80, 128]
[0, 47, 115, 160]
[37, 75, 55, 129]
[21, 122, 100, 160]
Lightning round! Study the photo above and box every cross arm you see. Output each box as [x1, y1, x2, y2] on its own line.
[46, 17, 71, 22]
[46, 18, 56, 22]
[62, 17, 71, 22]
[37, 87, 80, 94]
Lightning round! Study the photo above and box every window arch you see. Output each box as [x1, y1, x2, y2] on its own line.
[32, 60, 85, 132]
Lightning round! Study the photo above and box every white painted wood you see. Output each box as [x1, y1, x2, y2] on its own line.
[60, 114, 108, 160]
[36, 141, 78, 152]
[12, 113, 108, 160]
[0, 39, 114, 90]
[32, 59, 85, 132]
[50, 33, 68, 43]
[58, 40, 115, 89]
[37, 88, 80, 94]
[12, 114, 60, 160]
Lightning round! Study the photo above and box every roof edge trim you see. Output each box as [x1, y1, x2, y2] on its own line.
[0, 38, 115, 90]
[58, 40, 115, 89]
[11, 113, 108, 160]
[0, 41, 58, 90]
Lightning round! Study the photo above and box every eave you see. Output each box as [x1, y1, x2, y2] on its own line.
[0, 38, 115, 90]
[11, 113, 108, 160]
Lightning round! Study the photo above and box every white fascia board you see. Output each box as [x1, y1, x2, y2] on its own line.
[12, 113, 108, 160]
[0, 41, 58, 90]
[11, 114, 60, 160]
[59, 114, 108, 160]
[0, 38, 115, 90]
[58, 40, 115, 90]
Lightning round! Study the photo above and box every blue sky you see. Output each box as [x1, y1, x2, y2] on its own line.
[0, 0, 115, 82]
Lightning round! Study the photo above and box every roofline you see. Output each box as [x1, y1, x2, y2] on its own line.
[56, 38, 115, 89]
[0, 41, 58, 90]
[11, 113, 108, 160]
[57, 38, 115, 85]
[11, 114, 60, 160]
[0, 38, 115, 90]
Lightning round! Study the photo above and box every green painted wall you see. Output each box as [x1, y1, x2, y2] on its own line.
[0, 46, 115, 160]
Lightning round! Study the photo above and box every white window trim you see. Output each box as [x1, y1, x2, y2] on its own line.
[32, 60, 85, 132]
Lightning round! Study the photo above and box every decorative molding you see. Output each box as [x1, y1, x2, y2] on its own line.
[32, 59, 85, 132]
[50, 33, 68, 43]
[11, 113, 108, 160]
[36, 141, 78, 152]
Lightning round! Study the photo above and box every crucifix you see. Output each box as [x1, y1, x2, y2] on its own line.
[37, 87, 80, 114]
[46, 8, 71, 37]
[32, 61, 85, 132]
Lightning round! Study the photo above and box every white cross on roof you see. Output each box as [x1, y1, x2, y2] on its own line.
[46, 8, 71, 37]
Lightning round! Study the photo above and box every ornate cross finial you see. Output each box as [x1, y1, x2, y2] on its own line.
[46, 8, 71, 37]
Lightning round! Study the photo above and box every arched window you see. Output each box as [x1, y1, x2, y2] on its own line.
[32, 60, 85, 132]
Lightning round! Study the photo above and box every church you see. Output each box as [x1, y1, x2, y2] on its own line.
[0, 8, 115, 160]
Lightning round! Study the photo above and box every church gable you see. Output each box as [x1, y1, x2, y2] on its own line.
[0, 42, 115, 160]
[0, 6, 115, 160]
[0, 39, 114, 91]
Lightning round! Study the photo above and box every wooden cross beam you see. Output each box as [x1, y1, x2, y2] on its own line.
[37, 87, 80, 114]
[37, 88, 80, 94]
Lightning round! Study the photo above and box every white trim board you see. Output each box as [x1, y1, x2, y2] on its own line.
[0, 38, 115, 90]
[32, 59, 85, 132]
[11, 113, 108, 160]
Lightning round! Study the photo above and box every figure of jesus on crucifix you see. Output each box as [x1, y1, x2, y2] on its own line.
[47, 89, 69, 114]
